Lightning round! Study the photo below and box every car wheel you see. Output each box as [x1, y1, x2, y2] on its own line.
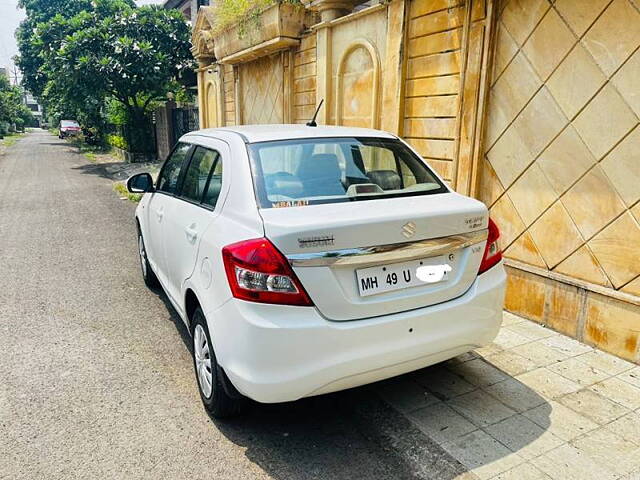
[191, 308, 243, 418]
[137, 229, 159, 288]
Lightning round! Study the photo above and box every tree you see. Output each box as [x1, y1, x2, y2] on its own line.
[57, 6, 193, 139]
[16, 0, 194, 151]
[15, 0, 97, 97]
[0, 76, 34, 135]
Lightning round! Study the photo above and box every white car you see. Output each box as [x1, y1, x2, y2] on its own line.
[127, 125, 506, 417]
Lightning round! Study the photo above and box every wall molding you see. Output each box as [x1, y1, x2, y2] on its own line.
[506, 258, 640, 307]
[335, 38, 381, 128]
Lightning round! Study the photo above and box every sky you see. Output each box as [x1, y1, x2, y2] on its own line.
[0, 0, 163, 85]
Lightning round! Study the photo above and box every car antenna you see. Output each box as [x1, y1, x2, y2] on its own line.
[306, 99, 324, 127]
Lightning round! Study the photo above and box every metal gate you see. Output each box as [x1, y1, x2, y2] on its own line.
[172, 106, 200, 144]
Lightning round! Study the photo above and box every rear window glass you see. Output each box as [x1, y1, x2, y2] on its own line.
[248, 137, 447, 208]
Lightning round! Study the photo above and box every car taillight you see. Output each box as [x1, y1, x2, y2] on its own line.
[222, 238, 313, 306]
[478, 218, 502, 274]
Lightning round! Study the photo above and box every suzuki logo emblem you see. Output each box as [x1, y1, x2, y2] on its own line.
[402, 221, 417, 239]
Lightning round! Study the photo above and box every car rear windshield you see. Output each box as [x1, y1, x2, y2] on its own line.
[248, 137, 448, 208]
[60, 120, 79, 128]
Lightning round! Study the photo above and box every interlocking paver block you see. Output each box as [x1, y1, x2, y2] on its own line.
[571, 427, 640, 476]
[506, 321, 558, 341]
[446, 358, 510, 387]
[511, 341, 569, 367]
[516, 368, 582, 399]
[559, 389, 630, 425]
[375, 378, 439, 414]
[575, 349, 637, 376]
[408, 402, 477, 444]
[604, 411, 640, 446]
[483, 378, 547, 413]
[541, 335, 593, 357]
[492, 462, 552, 479]
[414, 366, 476, 400]
[447, 389, 516, 427]
[523, 400, 598, 441]
[531, 443, 617, 480]
[443, 430, 525, 480]
[485, 350, 537, 376]
[619, 366, 640, 389]
[485, 414, 564, 460]
[547, 357, 610, 386]
[588, 377, 640, 410]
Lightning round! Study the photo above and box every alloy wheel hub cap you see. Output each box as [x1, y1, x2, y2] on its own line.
[194, 324, 213, 398]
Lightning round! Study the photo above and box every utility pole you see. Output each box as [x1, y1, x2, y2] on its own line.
[11, 65, 20, 86]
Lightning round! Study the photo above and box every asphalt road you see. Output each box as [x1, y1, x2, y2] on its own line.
[0, 132, 463, 480]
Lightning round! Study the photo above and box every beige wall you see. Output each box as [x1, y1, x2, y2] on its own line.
[482, 0, 640, 362]
[193, 0, 640, 362]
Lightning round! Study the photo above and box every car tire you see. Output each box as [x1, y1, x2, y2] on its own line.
[137, 228, 159, 288]
[191, 308, 243, 418]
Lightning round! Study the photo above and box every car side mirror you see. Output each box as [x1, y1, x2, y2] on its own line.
[127, 173, 155, 193]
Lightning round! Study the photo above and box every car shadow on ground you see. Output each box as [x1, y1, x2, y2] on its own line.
[73, 161, 159, 182]
[35, 142, 72, 147]
[151, 285, 552, 479]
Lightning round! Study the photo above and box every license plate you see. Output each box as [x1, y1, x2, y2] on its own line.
[356, 255, 453, 297]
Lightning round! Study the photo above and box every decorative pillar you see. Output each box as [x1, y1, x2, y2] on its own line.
[196, 56, 215, 128]
[303, 0, 366, 22]
[381, 0, 408, 135]
[315, 24, 332, 124]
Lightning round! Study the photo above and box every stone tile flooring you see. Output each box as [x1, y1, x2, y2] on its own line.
[375, 312, 640, 480]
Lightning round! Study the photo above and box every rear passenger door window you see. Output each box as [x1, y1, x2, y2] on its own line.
[203, 154, 223, 209]
[180, 146, 220, 204]
[176, 145, 224, 210]
[157, 143, 191, 194]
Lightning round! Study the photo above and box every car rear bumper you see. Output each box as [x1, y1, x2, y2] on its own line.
[207, 262, 506, 403]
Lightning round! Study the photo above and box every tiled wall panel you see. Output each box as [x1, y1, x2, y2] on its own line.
[482, 0, 640, 299]
[404, 0, 489, 187]
[223, 64, 236, 126]
[293, 34, 317, 124]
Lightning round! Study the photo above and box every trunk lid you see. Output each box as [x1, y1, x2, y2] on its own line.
[260, 192, 489, 321]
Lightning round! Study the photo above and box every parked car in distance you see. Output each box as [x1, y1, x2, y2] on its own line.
[127, 125, 506, 418]
[58, 120, 81, 139]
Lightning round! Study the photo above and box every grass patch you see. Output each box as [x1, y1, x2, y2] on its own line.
[84, 152, 97, 163]
[0, 132, 25, 147]
[113, 182, 142, 203]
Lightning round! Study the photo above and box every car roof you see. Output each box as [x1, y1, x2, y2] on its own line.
[187, 124, 398, 143]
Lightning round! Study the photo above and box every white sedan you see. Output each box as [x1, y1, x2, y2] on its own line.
[127, 125, 506, 417]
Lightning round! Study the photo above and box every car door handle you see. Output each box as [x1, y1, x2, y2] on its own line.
[155, 208, 164, 221]
[185, 225, 198, 243]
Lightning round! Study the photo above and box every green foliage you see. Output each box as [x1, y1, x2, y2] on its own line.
[108, 134, 128, 150]
[0, 76, 34, 132]
[1, 132, 25, 147]
[211, 0, 302, 35]
[113, 182, 142, 202]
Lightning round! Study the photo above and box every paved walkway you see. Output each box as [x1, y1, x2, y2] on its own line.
[375, 311, 640, 479]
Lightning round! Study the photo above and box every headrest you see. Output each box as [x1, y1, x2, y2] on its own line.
[367, 170, 402, 190]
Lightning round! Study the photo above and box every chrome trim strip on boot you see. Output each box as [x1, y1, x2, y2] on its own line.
[287, 229, 488, 267]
